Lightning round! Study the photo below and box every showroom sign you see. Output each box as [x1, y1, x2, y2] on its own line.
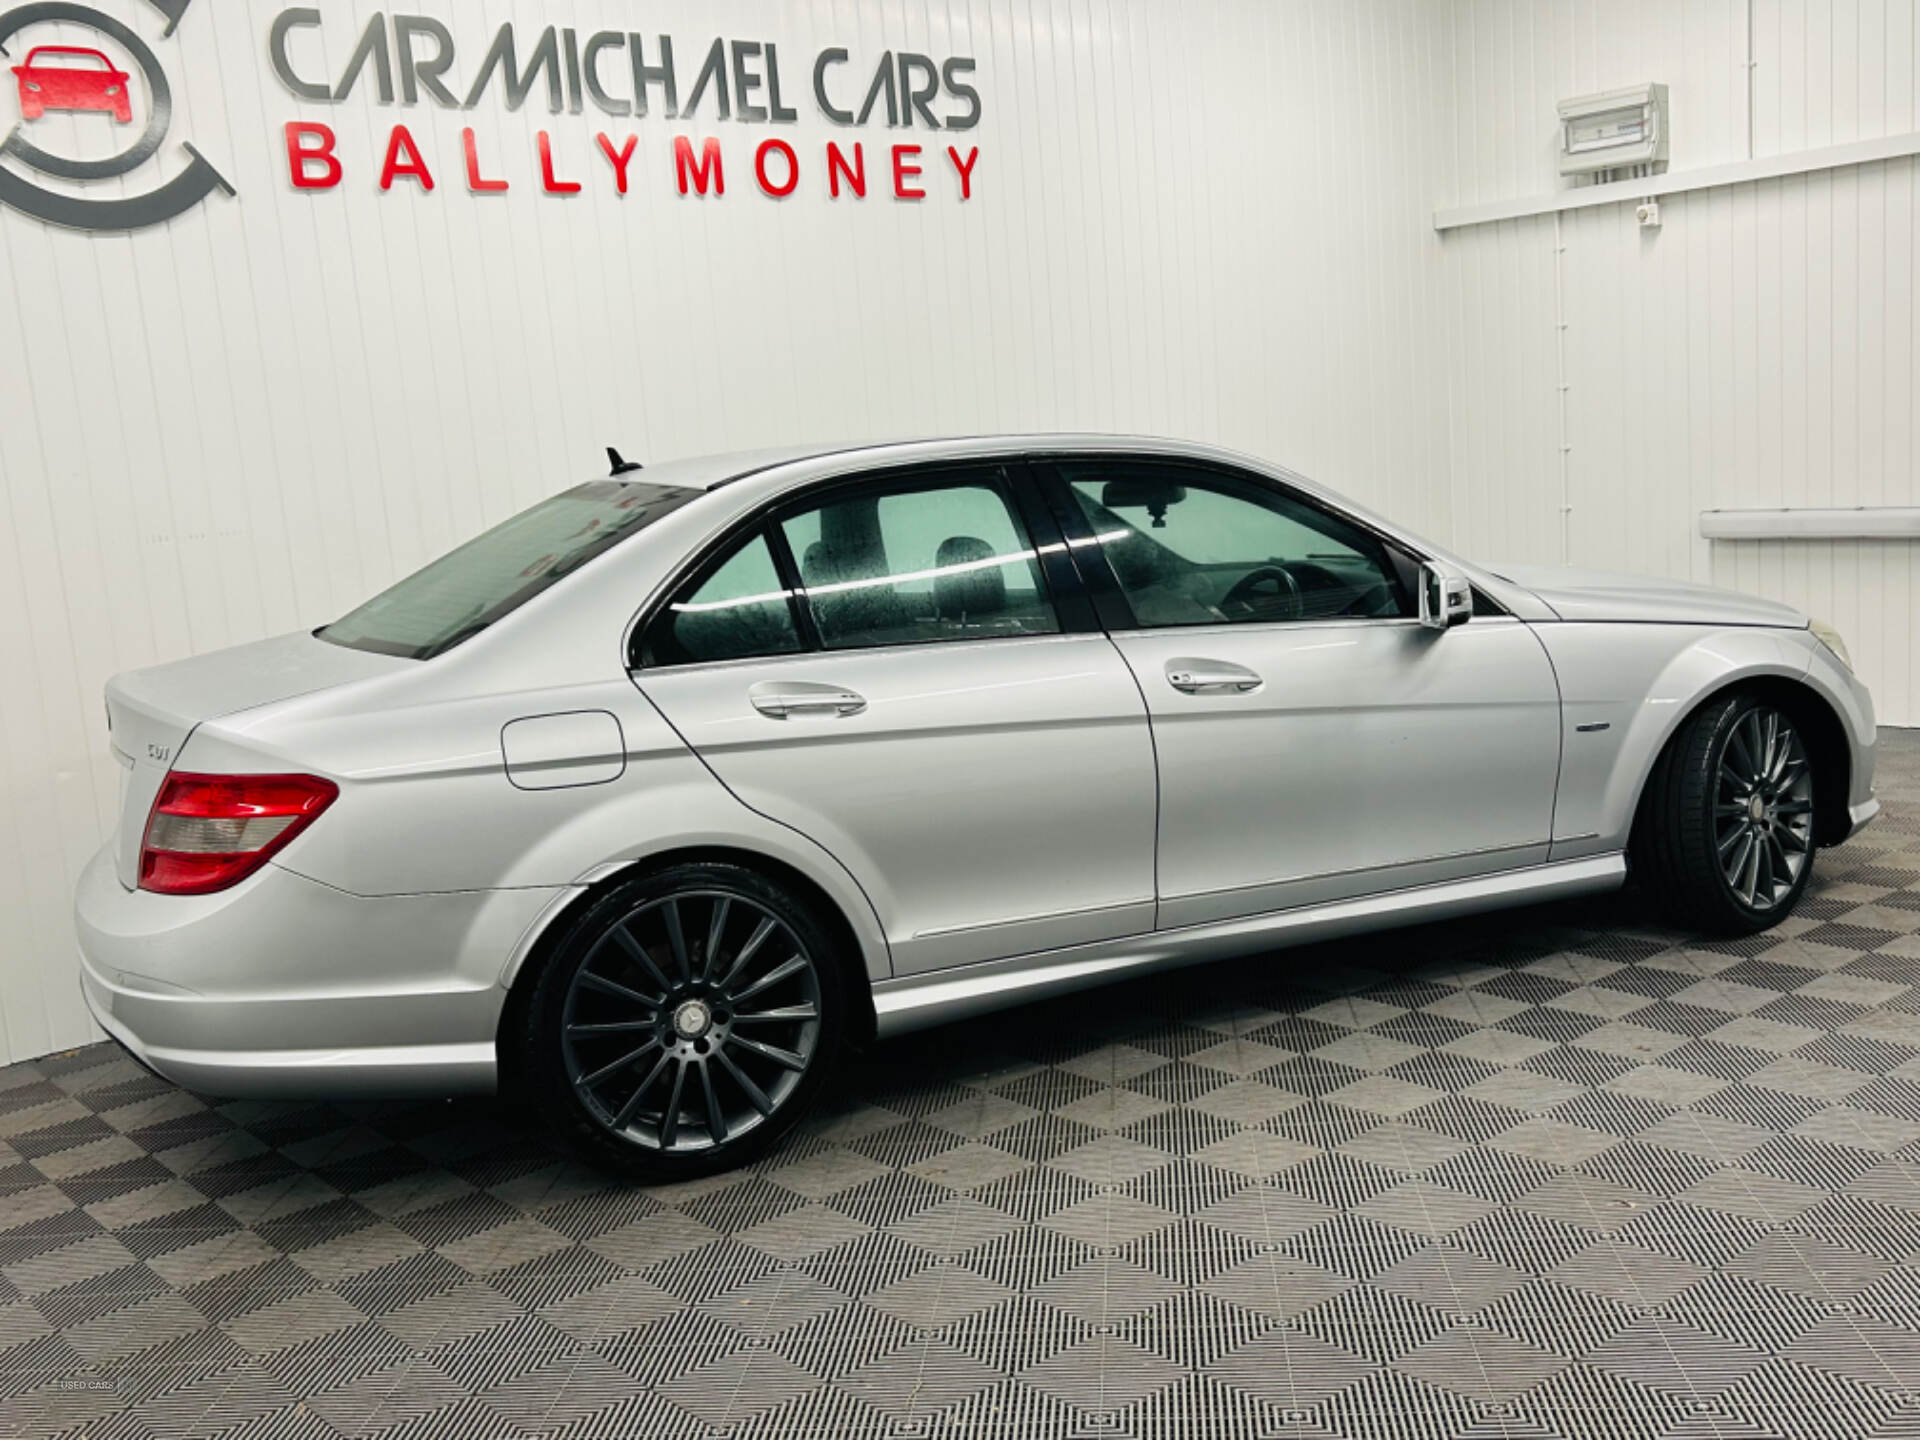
[0, 4, 979, 236]
[0, 0, 232, 231]
[269, 11, 983, 202]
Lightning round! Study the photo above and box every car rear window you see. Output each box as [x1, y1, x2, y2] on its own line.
[320, 480, 700, 659]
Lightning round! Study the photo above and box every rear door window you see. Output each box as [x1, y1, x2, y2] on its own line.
[779, 472, 1060, 650]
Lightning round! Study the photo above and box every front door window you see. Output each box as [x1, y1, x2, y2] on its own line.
[1060, 464, 1411, 627]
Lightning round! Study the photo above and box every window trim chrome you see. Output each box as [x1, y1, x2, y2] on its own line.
[624, 449, 1473, 672]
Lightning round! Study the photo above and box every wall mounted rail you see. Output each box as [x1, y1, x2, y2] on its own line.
[1436, 132, 1920, 232]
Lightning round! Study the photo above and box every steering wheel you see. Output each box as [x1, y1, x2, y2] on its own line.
[1287, 561, 1386, 618]
[1219, 565, 1303, 621]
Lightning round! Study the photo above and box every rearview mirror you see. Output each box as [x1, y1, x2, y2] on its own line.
[1101, 477, 1187, 528]
[1419, 561, 1473, 630]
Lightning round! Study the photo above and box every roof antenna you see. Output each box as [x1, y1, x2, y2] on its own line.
[606, 447, 643, 476]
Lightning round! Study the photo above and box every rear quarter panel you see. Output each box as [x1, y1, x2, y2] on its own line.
[168, 506, 903, 987]
[178, 678, 895, 985]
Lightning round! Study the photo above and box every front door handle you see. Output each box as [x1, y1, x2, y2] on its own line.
[750, 682, 868, 719]
[1165, 658, 1264, 695]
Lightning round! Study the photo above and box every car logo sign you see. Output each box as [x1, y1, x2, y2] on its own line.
[0, 0, 232, 231]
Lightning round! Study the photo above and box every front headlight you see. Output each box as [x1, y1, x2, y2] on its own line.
[1810, 618, 1853, 673]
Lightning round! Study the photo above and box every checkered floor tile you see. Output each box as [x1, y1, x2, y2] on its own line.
[5, 731, 1920, 1440]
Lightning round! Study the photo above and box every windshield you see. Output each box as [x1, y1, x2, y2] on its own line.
[320, 480, 700, 659]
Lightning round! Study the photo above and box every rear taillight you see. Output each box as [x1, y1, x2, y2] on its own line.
[139, 773, 338, 895]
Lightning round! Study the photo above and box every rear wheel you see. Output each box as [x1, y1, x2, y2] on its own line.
[524, 863, 844, 1180]
[1635, 691, 1818, 935]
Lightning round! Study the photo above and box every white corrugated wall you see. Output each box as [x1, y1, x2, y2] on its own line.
[1438, 0, 1920, 726]
[3, 0, 1916, 1070]
[0, 0, 1458, 1066]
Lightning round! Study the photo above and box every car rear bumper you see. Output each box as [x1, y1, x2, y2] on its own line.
[73, 846, 560, 1099]
[80, 974, 498, 1098]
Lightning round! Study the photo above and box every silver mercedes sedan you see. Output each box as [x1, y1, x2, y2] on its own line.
[77, 436, 1879, 1178]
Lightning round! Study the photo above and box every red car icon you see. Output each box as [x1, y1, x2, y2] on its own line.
[13, 45, 133, 124]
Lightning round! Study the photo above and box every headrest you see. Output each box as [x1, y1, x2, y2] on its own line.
[801, 542, 833, 586]
[934, 536, 1007, 620]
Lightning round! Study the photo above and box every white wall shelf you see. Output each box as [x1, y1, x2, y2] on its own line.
[1699, 508, 1920, 541]
[1435, 131, 1920, 232]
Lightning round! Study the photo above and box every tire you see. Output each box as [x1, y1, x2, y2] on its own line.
[1634, 690, 1819, 936]
[522, 862, 846, 1181]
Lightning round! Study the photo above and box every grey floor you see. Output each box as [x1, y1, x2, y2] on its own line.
[4, 733, 1920, 1440]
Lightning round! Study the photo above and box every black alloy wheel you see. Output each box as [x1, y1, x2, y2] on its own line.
[525, 863, 844, 1179]
[1635, 690, 1820, 935]
[1710, 704, 1815, 911]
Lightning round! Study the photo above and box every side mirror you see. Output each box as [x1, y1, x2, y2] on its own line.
[1419, 561, 1473, 630]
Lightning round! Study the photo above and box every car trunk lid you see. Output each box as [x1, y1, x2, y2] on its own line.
[105, 632, 408, 888]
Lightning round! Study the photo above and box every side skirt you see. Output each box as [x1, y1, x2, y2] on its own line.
[871, 855, 1627, 1038]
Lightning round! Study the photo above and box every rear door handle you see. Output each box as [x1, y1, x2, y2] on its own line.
[749, 682, 868, 719]
[1165, 658, 1264, 695]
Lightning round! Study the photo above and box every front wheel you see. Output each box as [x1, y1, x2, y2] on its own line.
[522, 863, 845, 1181]
[1635, 692, 1819, 935]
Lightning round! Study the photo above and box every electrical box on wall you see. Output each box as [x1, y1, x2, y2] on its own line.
[1557, 84, 1669, 179]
